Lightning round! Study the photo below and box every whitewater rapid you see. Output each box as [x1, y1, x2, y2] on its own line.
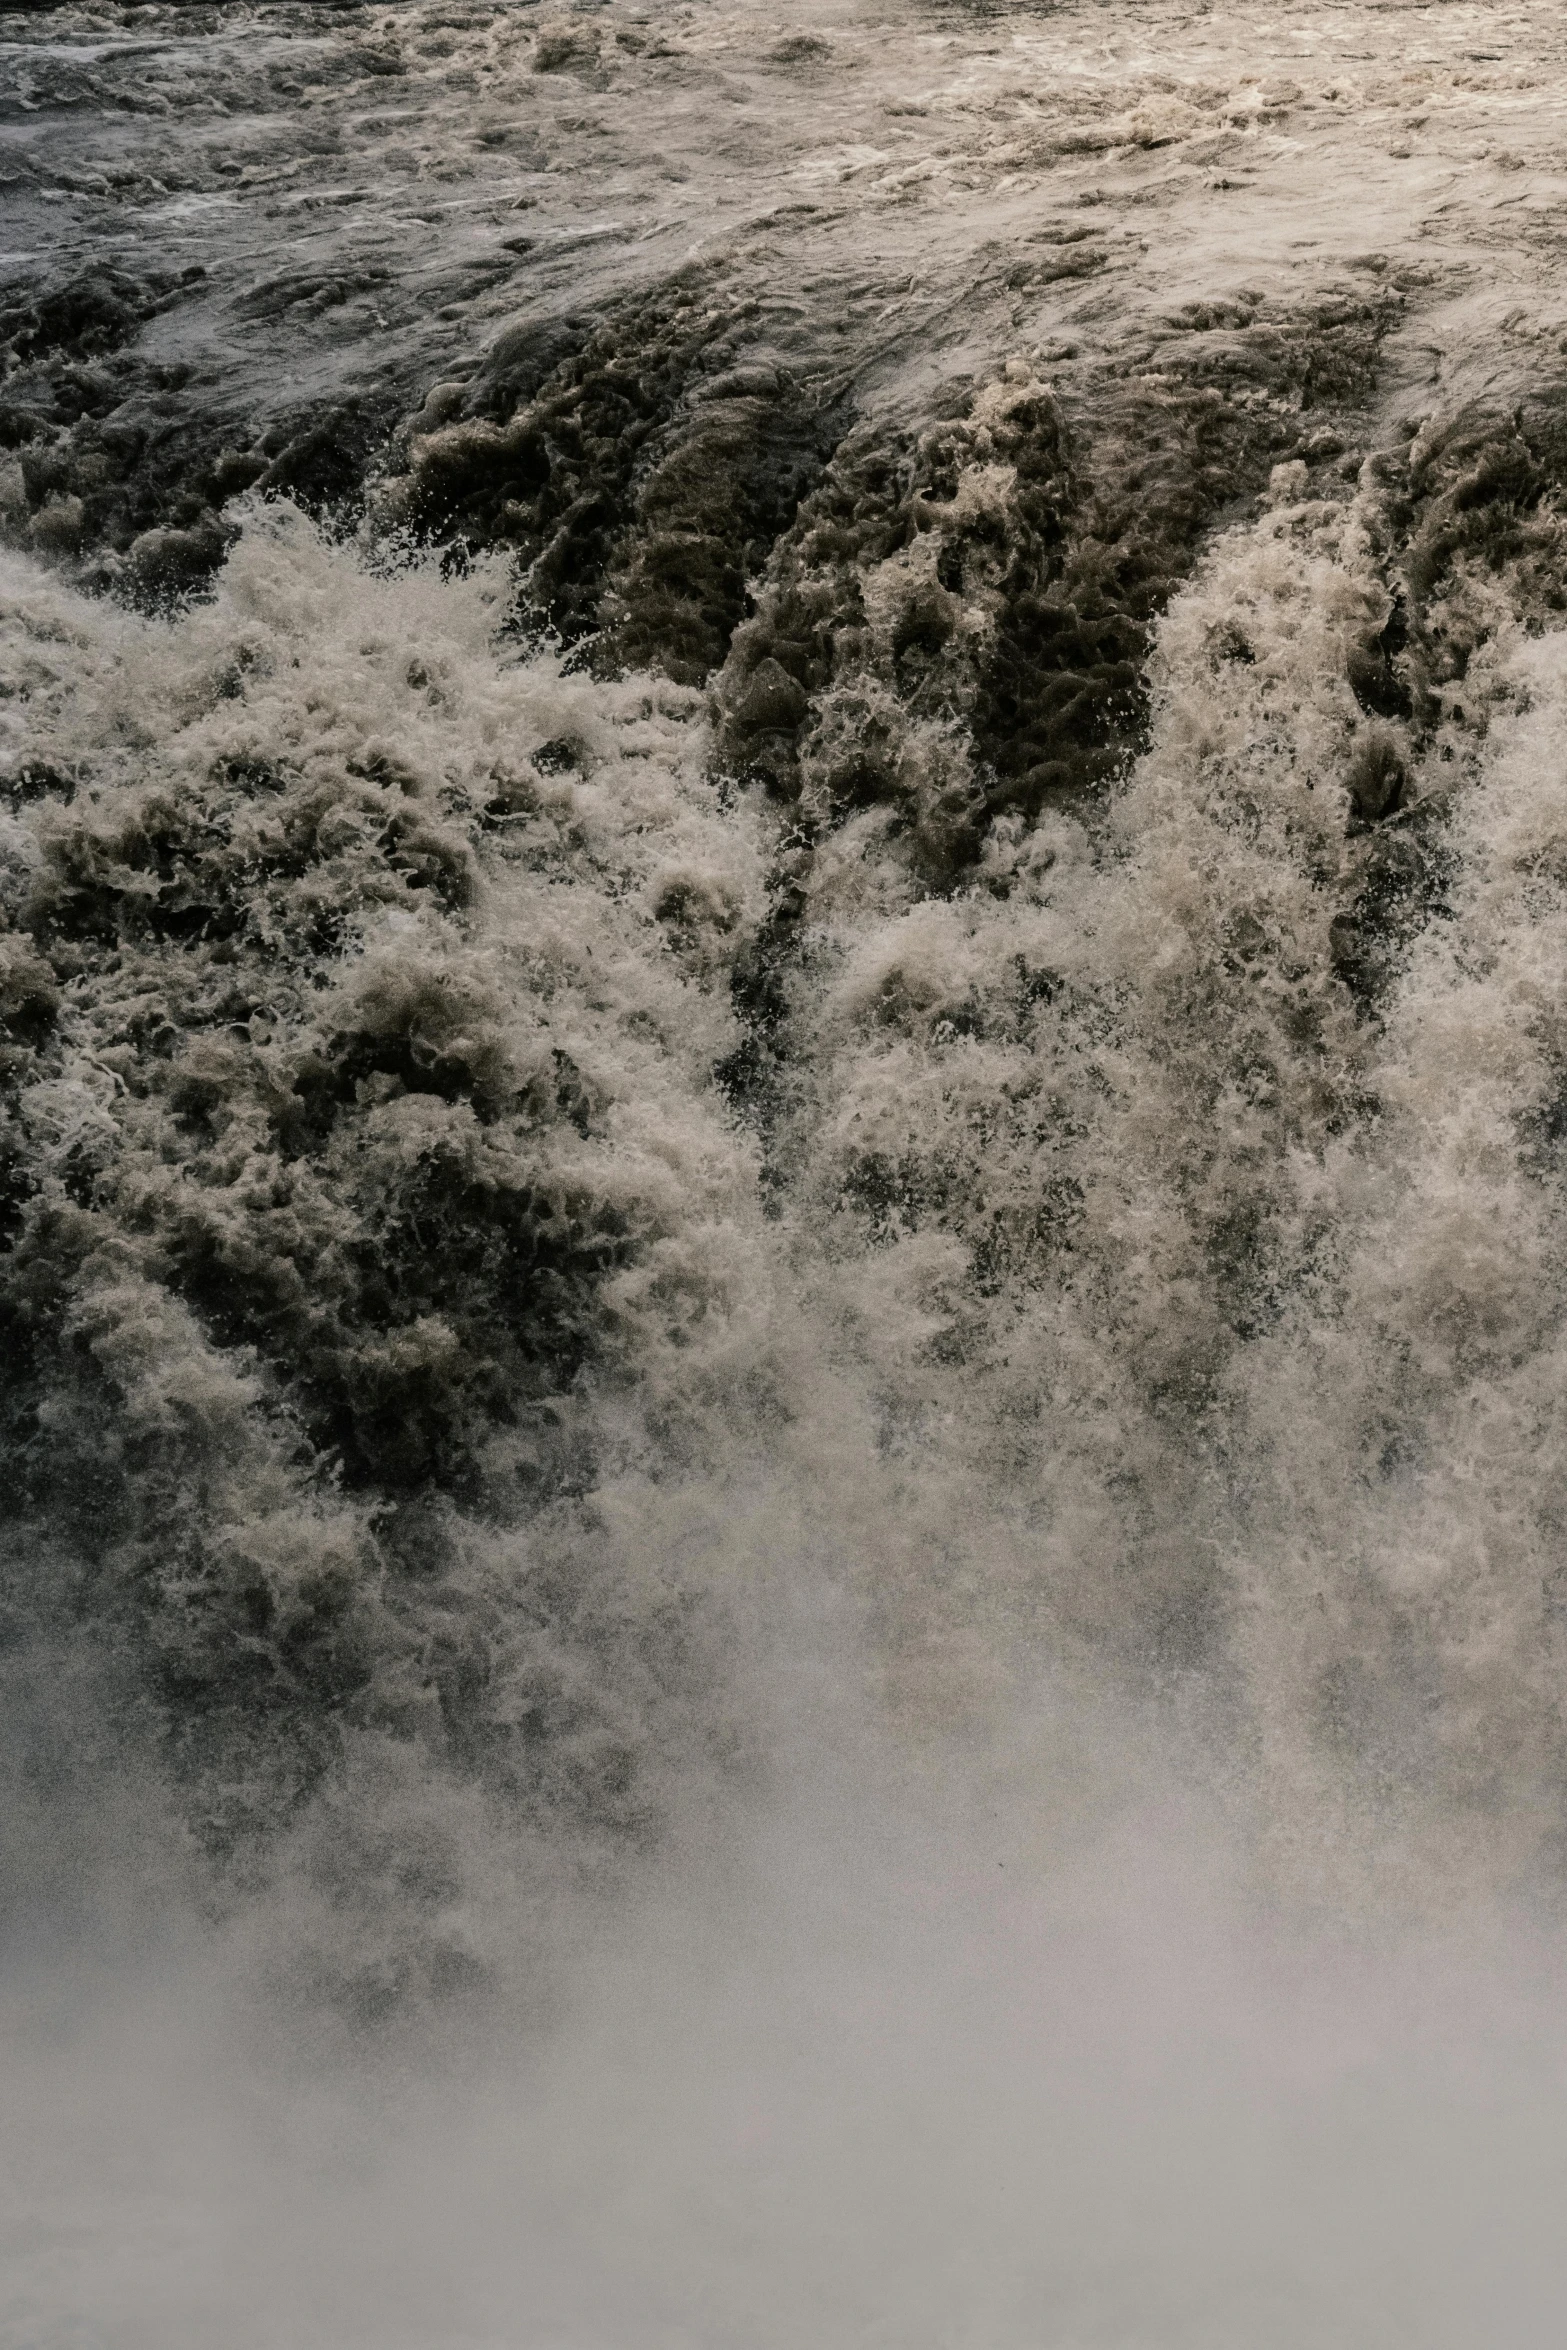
[10, 1, 1567, 2344]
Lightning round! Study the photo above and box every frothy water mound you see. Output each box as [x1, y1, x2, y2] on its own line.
[8, 475, 1567, 2345]
[0, 504, 773, 2007]
[12, 0, 1567, 2338]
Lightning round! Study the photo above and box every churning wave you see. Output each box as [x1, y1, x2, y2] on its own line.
[10, 0, 1567, 2341]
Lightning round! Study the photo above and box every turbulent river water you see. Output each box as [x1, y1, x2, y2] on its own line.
[9, 1, 1567, 2342]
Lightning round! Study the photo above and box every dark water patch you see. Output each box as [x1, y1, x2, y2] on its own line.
[1314, 381, 1567, 1011]
[714, 289, 1400, 888]
[1328, 808, 1455, 1013]
[1374, 389, 1567, 721]
[383, 273, 848, 681]
[0, 246, 405, 597]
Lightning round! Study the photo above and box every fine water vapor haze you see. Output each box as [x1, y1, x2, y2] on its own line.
[9, 0, 1567, 2342]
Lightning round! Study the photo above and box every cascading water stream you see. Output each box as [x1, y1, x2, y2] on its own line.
[10, 1, 1567, 2342]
